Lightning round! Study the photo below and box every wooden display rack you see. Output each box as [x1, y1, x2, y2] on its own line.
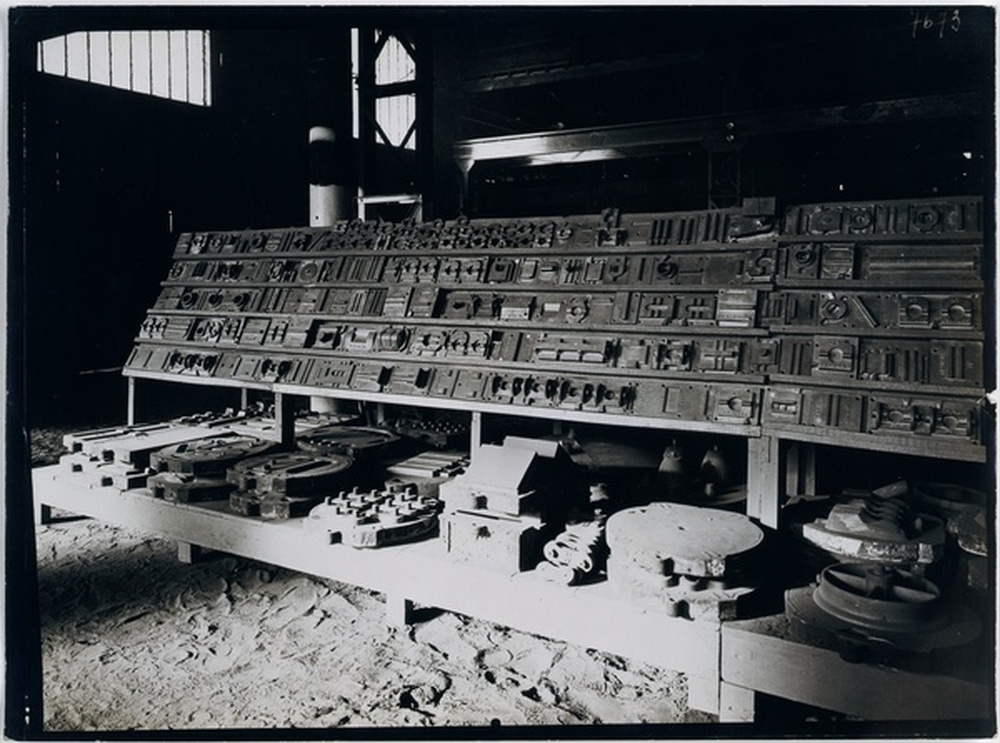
[34, 199, 991, 725]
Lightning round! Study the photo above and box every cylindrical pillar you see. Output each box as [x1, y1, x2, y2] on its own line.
[309, 125, 350, 226]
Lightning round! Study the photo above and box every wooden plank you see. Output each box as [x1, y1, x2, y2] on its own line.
[746, 435, 780, 528]
[722, 619, 992, 720]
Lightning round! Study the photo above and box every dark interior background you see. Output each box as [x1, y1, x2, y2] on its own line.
[7, 5, 995, 427]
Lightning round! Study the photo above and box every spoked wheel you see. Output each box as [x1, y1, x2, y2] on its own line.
[813, 563, 947, 634]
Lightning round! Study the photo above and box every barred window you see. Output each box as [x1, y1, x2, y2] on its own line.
[37, 30, 212, 107]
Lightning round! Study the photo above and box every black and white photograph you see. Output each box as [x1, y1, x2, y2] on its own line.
[5, 4, 997, 739]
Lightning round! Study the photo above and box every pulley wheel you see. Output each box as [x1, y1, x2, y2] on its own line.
[813, 563, 947, 634]
[912, 482, 986, 518]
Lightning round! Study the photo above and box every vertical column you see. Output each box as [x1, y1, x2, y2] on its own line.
[687, 674, 721, 717]
[176, 542, 205, 565]
[309, 125, 349, 227]
[470, 411, 483, 464]
[719, 681, 756, 722]
[274, 391, 297, 451]
[127, 376, 137, 425]
[746, 435, 781, 529]
[785, 442, 817, 500]
[308, 30, 354, 416]
[385, 593, 414, 629]
[307, 28, 353, 226]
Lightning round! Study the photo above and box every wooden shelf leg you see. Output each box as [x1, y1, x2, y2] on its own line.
[719, 681, 756, 722]
[687, 673, 721, 716]
[786, 441, 817, 500]
[386, 592, 414, 628]
[746, 435, 781, 529]
[127, 376, 137, 426]
[470, 411, 483, 462]
[34, 502, 54, 526]
[176, 542, 204, 564]
[274, 391, 296, 450]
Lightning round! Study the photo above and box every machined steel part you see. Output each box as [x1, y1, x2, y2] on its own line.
[386, 450, 469, 479]
[801, 498, 946, 564]
[951, 505, 987, 557]
[226, 451, 353, 496]
[306, 483, 441, 547]
[784, 563, 982, 672]
[149, 434, 278, 476]
[296, 424, 402, 461]
[148, 472, 234, 504]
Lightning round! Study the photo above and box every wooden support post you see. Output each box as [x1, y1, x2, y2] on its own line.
[176, 542, 204, 564]
[719, 681, 756, 722]
[746, 435, 781, 529]
[241, 387, 250, 410]
[127, 377, 137, 426]
[386, 593, 414, 628]
[786, 442, 817, 499]
[687, 674, 720, 716]
[470, 411, 483, 462]
[34, 503, 53, 526]
[274, 392, 296, 450]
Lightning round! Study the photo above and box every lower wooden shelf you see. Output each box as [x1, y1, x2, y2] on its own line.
[31, 465, 723, 715]
[31, 465, 992, 724]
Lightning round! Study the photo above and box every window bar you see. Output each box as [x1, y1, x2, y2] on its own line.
[148, 31, 153, 95]
[202, 31, 211, 106]
[184, 30, 190, 104]
[166, 31, 172, 100]
[86, 31, 92, 82]
[401, 119, 417, 150]
[63, 33, 68, 77]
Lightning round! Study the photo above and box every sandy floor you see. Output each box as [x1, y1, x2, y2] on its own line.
[35, 514, 717, 732]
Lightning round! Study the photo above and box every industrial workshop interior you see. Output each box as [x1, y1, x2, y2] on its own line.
[5, 4, 997, 739]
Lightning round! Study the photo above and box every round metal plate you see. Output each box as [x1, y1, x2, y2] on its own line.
[606, 502, 764, 578]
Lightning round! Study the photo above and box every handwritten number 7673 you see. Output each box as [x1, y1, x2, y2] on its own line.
[911, 9, 962, 38]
